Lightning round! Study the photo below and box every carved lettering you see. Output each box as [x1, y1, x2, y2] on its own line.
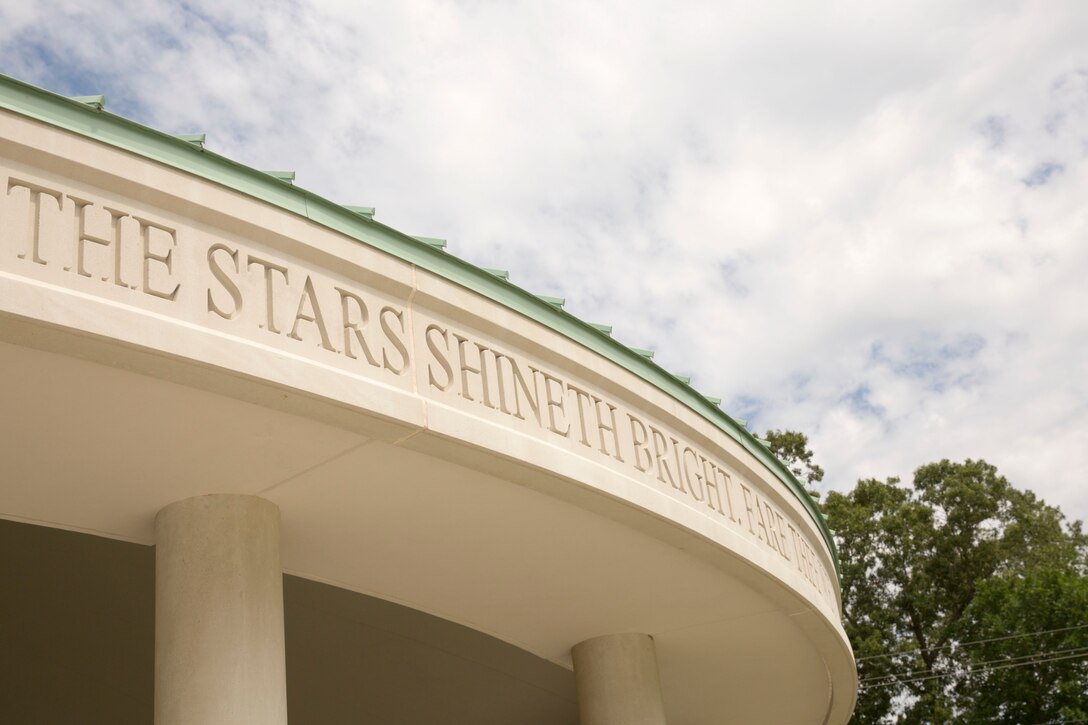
[336, 287, 379, 366]
[425, 324, 453, 390]
[540, 370, 569, 436]
[650, 426, 674, 486]
[510, 358, 541, 423]
[740, 484, 758, 537]
[76, 201, 126, 284]
[707, 466, 729, 517]
[721, 467, 739, 521]
[379, 306, 409, 375]
[492, 352, 515, 415]
[593, 396, 623, 462]
[247, 255, 289, 333]
[774, 510, 792, 560]
[4, 181, 182, 303]
[682, 446, 704, 502]
[0, 178, 835, 606]
[136, 217, 180, 301]
[288, 275, 337, 352]
[7, 178, 61, 265]
[565, 382, 594, 447]
[628, 414, 652, 473]
[455, 334, 492, 407]
[207, 243, 243, 319]
[757, 499, 779, 554]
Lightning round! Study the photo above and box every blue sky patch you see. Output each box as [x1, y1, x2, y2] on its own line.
[1022, 161, 1064, 187]
[1, 42, 151, 121]
[978, 115, 1006, 149]
[869, 334, 986, 393]
[838, 385, 887, 427]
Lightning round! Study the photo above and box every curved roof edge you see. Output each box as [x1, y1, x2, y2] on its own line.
[0, 73, 840, 580]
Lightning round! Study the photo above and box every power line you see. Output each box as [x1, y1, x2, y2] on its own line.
[857, 644, 1088, 683]
[856, 623, 1088, 663]
[857, 644, 1088, 687]
[860, 645, 1088, 685]
[861, 650, 1088, 689]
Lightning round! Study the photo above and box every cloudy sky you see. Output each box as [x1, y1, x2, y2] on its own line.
[2, 1, 1086, 521]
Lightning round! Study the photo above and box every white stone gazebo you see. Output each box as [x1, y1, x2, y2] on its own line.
[0, 74, 856, 724]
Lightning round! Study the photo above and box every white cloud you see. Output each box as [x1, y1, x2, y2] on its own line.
[2, 0, 1086, 520]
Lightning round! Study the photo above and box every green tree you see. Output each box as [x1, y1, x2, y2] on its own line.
[763, 428, 824, 498]
[822, 458, 1087, 724]
[951, 567, 1088, 723]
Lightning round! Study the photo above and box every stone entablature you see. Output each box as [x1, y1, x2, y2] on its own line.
[0, 77, 857, 724]
[1, 169, 837, 611]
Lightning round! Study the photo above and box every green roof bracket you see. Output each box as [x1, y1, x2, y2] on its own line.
[673, 374, 692, 385]
[265, 170, 296, 184]
[344, 206, 375, 219]
[412, 236, 447, 250]
[590, 323, 613, 336]
[69, 95, 104, 111]
[536, 295, 565, 308]
[484, 268, 510, 281]
[704, 395, 722, 406]
[630, 347, 655, 360]
[175, 133, 206, 150]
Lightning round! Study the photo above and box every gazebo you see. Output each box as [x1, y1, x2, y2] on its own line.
[0, 74, 856, 724]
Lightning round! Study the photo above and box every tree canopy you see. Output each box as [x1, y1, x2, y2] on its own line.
[773, 437, 1087, 724]
[763, 428, 825, 498]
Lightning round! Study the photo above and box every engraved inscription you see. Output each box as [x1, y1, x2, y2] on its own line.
[6, 178, 180, 299]
[1, 177, 410, 377]
[0, 175, 834, 605]
[204, 240, 409, 372]
[423, 320, 836, 604]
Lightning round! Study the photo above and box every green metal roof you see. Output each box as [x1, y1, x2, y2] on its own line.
[69, 94, 104, 110]
[174, 133, 206, 149]
[264, 170, 296, 184]
[535, 294, 565, 309]
[411, 236, 447, 250]
[344, 205, 376, 219]
[0, 73, 839, 580]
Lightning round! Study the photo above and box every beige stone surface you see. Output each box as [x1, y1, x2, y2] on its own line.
[154, 495, 287, 725]
[0, 518, 579, 724]
[573, 633, 667, 725]
[0, 105, 856, 723]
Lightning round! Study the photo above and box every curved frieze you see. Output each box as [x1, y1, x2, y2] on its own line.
[0, 80, 856, 722]
[0, 155, 837, 611]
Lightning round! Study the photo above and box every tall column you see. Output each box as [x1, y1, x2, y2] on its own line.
[572, 633, 667, 725]
[154, 495, 287, 725]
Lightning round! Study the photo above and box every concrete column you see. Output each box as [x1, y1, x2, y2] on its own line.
[572, 633, 667, 725]
[154, 495, 287, 725]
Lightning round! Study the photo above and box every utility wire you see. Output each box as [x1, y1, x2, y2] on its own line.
[856, 623, 1088, 663]
[866, 648, 1088, 687]
[859, 644, 1088, 685]
[859, 650, 1088, 689]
